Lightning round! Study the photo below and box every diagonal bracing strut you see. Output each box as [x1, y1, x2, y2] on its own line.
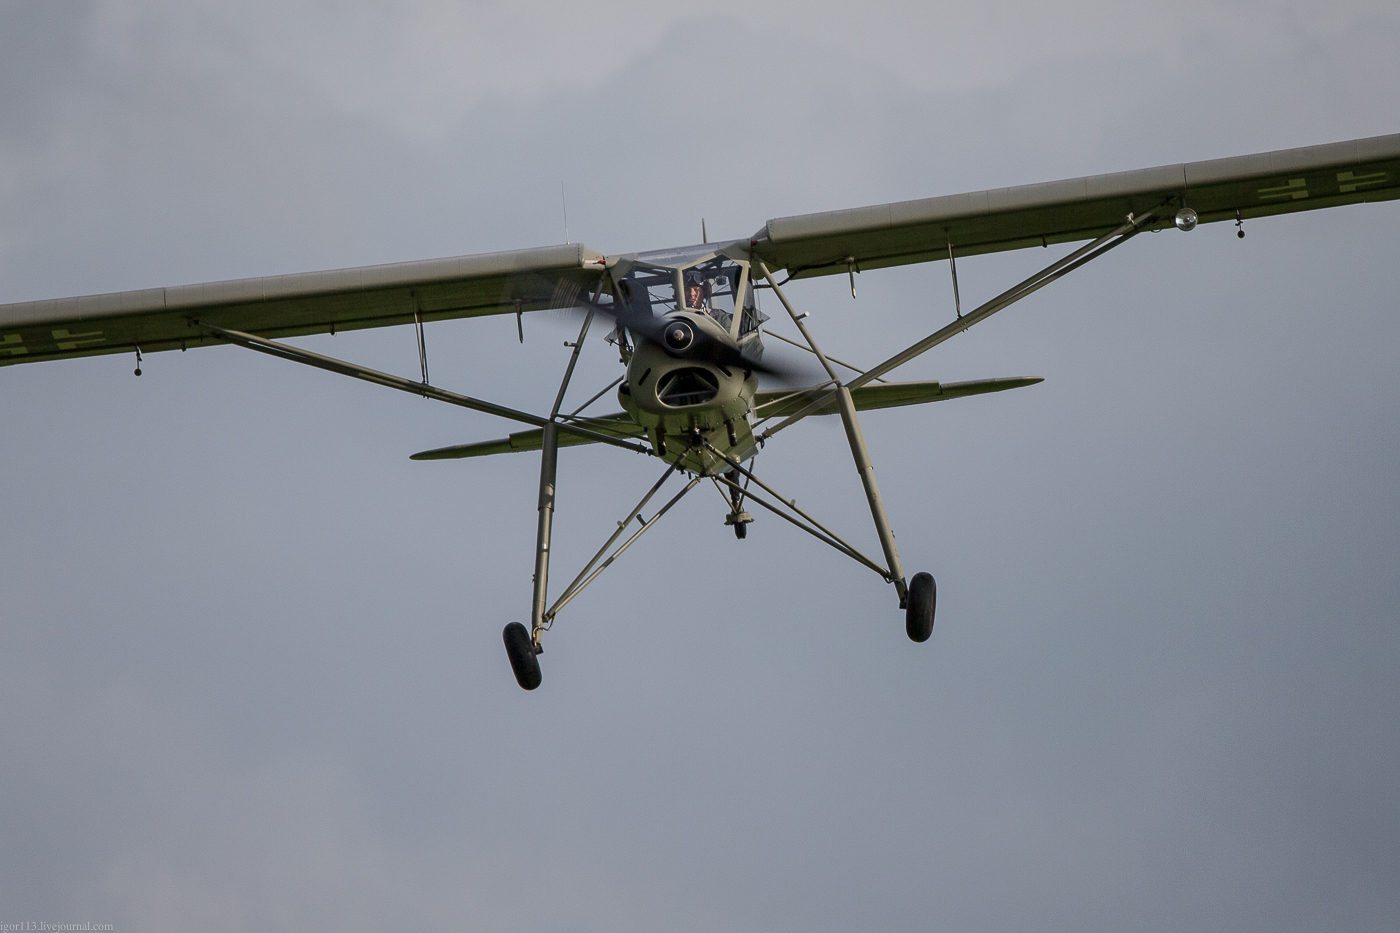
[757, 209, 1160, 440]
[197, 322, 651, 455]
[543, 458, 703, 626]
[703, 447, 891, 580]
[758, 327, 888, 383]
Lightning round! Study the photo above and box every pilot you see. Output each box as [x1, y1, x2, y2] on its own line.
[683, 272, 737, 330]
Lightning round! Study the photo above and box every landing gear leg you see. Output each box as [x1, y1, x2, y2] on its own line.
[757, 261, 910, 610]
[508, 419, 559, 691]
[506, 310, 594, 690]
[724, 468, 751, 539]
[529, 422, 559, 644]
[833, 384, 908, 607]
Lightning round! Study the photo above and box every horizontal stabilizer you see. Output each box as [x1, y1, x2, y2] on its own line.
[411, 378, 1041, 460]
[410, 413, 645, 460]
[752, 377, 1042, 419]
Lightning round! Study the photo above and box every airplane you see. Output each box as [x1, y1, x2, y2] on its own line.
[3, 133, 1397, 690]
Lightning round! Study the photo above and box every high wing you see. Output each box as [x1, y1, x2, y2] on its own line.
[409, 377, 1041, 460]
[0, 243, 605, 367]
[751, 133, 1400, 279]
[5, 134, 1396, 369]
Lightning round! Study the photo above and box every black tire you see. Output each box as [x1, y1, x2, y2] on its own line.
[734, 522, 747, 540]
[502, 622, 542, 690]
[905, 572, 936, 643]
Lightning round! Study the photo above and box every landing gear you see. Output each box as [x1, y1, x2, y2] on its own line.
[905, 572, 936, 643]
[502, 621, 542, 690]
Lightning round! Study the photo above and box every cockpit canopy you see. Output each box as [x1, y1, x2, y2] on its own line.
[611, 245, 767, 341]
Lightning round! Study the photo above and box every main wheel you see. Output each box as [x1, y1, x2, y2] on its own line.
[905, 572, 936, 643]
[502, 621, 542, 690]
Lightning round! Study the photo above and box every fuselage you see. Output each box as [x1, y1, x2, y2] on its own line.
[604, 240, 769, 475]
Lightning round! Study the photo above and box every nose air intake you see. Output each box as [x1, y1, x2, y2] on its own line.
[656, 367, 719, 406]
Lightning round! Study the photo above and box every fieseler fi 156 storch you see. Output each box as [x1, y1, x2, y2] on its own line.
[4, 134, 1397, 689]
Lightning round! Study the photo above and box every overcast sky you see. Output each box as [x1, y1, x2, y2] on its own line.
[2, 3, 1398, 932]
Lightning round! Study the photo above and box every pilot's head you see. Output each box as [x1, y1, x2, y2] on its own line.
[684, 276, 707, 310]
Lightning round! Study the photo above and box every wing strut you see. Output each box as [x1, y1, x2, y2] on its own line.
[758, 208, 1159, 440]
[195, 321, 650, 455]
[412, 296, 429, 387]
[948, 242, 962, 319]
